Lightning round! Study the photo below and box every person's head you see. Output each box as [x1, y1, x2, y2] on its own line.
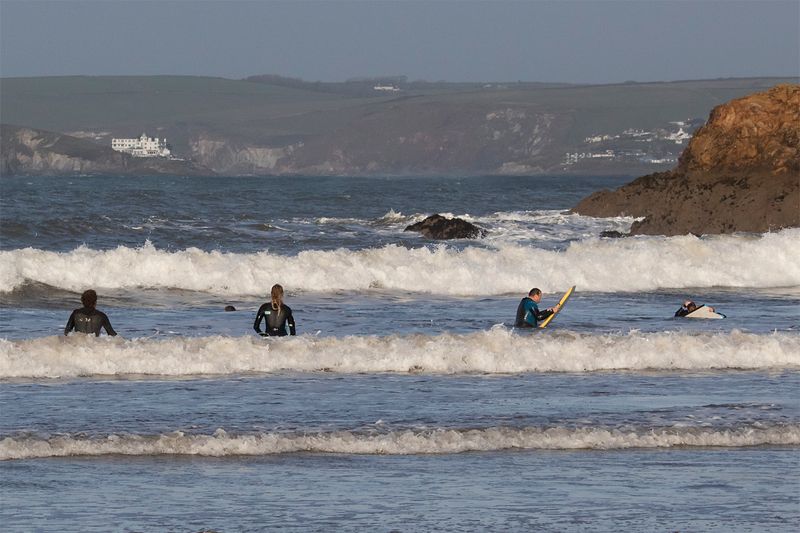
[686, 301, 697, 312]
[528, 288, 542, 302]
[270, 284, 284, 311]
[81, 289, 98, 309]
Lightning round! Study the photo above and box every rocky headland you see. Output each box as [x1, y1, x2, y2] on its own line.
[1, 125, 212, 177]
[572, 84, 799, 236]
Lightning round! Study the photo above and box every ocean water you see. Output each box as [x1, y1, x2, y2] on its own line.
[1, 175, 798, 531]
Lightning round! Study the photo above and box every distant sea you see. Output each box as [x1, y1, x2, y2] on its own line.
[1, 175, 798, 531]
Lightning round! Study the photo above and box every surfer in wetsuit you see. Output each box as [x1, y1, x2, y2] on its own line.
[515, 288, 560, 328]
[675, 300, 698, 317]
[254, 284, 296, 337]
[675, 300, 716, 317]
[64, 289, 117, 337]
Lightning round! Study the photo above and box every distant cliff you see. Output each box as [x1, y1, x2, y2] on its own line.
[0, 125, 212, 177]
[572, 85, 800, 235]
[188, 102, 564, 176]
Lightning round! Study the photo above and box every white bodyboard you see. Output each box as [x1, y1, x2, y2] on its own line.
[685, 305, 725, 319]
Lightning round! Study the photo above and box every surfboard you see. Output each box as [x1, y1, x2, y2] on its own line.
[685, 305, 726, 319]
[538, 285, 576, 329]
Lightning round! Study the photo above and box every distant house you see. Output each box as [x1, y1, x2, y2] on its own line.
[373, 85, 401, 92]
[112, 133, 171, 157]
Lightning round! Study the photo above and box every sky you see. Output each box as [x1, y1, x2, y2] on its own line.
[1, 0, 798, 84]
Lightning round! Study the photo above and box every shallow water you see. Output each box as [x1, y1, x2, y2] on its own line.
[1, 175, 798, 530]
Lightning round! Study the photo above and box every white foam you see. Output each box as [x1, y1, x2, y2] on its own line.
[2, 424, 797, 460]
[1, 229, 798, 296]
[2, 329, 798, 379]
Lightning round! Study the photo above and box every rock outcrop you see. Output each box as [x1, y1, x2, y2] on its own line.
[404, 214, 487, 239]
[1, 125, 212, 177]
[572, 85, 800, 235]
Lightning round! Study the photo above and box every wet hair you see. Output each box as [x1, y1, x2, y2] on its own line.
[270, 284, 284, 314]
[686, 302, 698, 312]
[81, 289, 98, 308]
[528, 288, 542, 297]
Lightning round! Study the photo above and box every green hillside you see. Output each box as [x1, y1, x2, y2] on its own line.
[1, 75, 796, 176]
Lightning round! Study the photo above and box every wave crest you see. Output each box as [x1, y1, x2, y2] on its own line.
[2, 329, 798, 379]
[1, 229, 798, 296]
[2, 424, 797, 460]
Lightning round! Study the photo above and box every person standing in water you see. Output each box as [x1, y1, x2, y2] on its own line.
[515, 288, 560, 328]
[254, 284, 297, 337]
[64, 289, 117, 337]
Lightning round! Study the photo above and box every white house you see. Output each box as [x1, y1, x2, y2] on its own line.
[112, 133, 171, 157]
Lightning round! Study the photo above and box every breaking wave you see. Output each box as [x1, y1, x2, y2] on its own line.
[3, 424, 797, 460]
[2, 329, 798, 379]
[2, 229, 799, 296]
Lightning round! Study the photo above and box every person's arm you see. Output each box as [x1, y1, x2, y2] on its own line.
[64, 311, 76, 336]
[534, 307, 554, 321]
[675, 307, 688, 317]
[253, 304, 266, 335]
[286, 308, 296, 336]
[102, 313, 117, 337]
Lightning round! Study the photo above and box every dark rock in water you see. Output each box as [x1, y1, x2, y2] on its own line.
[600, 230, 627, 238]
[404, 214, 487, 239]
[224, 305, 237, 312]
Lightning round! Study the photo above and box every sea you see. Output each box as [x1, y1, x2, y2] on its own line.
[0, 175, 798, 532]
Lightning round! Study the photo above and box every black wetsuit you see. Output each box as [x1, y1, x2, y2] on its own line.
[253, 303, 296, 336]
[675, 305, 701, 317]
[515, 297, 553, 328]
[64, 307, 117, 336]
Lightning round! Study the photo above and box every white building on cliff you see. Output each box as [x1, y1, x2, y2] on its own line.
[112, 133, 171, 157]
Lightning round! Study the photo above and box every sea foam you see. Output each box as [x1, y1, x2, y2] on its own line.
[2, 329, 798, 379]
[1, 229, 798, 296]
[2, 424, 797, 460]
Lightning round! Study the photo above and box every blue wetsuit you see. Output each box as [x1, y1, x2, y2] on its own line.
[515, 297, 553, 328]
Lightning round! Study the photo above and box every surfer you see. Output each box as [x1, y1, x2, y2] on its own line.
[254, 284, 297, 337]
[675, 300, 698, 317]
[515, 288, 561, 328]
[64, 289, 118, 337]
[675, 300, 717, 317]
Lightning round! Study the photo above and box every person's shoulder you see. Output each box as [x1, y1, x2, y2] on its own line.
[282, 304, 293, 313]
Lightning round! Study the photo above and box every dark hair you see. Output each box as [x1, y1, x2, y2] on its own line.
[528, 288, 541, 297]
[81, 289, 97, 308]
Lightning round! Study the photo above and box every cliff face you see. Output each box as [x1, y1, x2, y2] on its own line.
[1, 125, 212, 177]
[188, 102, 565, 176]
[572, 85, 800, 235]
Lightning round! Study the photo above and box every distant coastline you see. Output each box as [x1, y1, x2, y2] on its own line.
[1, 75, 796, 178]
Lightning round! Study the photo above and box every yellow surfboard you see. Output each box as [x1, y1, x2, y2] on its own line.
[538, 285, 576, 329]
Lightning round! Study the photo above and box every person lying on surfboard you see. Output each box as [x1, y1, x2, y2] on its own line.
[675, 300, 718, 317]
[515, 288, 561, 328]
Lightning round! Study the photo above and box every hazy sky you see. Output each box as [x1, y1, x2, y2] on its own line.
[1, 0, 798, 83]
